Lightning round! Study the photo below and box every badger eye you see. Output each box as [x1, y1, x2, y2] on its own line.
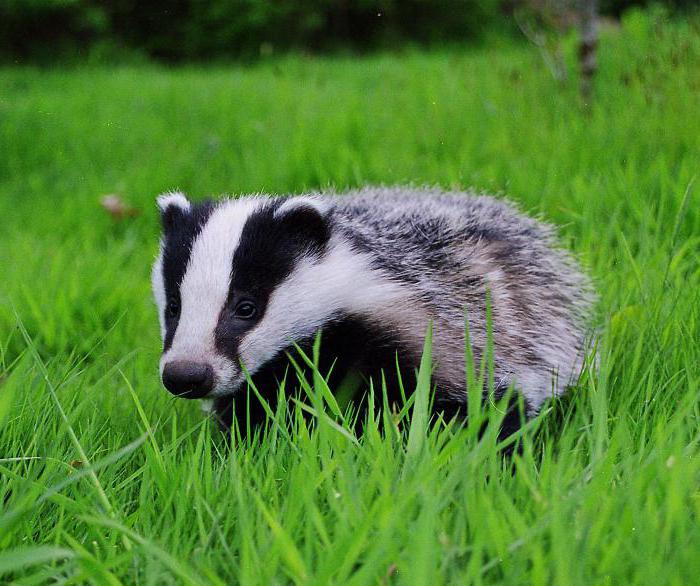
[165, 298, 180, 319]
[233, 300, 257, 320]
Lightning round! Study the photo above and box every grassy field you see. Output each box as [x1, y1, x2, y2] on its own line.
[1, 9, 699, 584]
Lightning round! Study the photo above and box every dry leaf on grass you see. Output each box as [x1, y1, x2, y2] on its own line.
[101, 194, 140, 220]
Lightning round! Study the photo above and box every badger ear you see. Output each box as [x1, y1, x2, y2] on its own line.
[157, 191, 191, 231]
[274, 197, 330, 249]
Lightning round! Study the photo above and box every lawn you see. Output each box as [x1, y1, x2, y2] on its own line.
[1, 9, 699, 584]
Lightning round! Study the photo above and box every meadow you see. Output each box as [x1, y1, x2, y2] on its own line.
[1, 10, 699, 584]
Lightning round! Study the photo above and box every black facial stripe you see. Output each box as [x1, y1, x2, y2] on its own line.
[161, 200, 215, 351]
[213, 199, 331, 362]
[231, 203, 303, 293]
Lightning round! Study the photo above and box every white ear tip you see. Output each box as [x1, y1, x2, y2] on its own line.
[274, 196, 328, 218]
[157, 191, 191, 212]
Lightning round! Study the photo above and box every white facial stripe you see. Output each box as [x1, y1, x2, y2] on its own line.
[161, 198, 265, 390]
[236, 237, 411, 382]
[151, 241, 166, 339]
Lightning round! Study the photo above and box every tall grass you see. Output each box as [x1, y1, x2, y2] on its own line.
[0, 9, 699, 583]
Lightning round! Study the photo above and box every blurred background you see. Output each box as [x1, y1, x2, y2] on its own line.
[1, 0, 696, 64]
[1, 2, 699, 581]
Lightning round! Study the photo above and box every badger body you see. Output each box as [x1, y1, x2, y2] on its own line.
[152, 187, 594, 429]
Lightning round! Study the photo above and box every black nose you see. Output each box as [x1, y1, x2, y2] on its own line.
[162, 361, 214, 399]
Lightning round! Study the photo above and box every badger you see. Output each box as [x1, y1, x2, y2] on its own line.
[151, 187, 594, 432]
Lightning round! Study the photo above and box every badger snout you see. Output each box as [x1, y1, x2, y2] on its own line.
[162, 360, 214, 399]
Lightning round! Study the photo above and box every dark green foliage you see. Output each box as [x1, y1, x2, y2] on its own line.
[602, 0, 700, 17]
[1, 0, 507, 63]
[0, 0, 107, 62]
[1, 0, 696, 63]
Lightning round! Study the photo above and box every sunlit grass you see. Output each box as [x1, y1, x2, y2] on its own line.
[0, 9, 699, 583]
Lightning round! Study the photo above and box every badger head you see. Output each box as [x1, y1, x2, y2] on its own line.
[151, 191, 339, 400]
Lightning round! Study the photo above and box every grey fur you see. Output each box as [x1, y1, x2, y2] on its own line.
[321, 186, 595, 413]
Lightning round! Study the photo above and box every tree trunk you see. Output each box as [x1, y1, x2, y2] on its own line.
[579, 0, 598, 106]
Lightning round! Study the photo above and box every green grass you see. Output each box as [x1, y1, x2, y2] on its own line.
[1, 9, 699, 583]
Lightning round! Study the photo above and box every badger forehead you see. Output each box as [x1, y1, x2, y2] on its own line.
[171, 197, 267, 347]
[175, 195, 331, 297]
[158, 195, 326, 313]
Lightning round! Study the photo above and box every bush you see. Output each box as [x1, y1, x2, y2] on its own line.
[0, 0, 108, 62]
[0, 0, 508, 62]
[0, 0, 695, 63]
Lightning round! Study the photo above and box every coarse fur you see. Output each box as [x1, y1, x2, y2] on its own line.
[152, 187, 595, 430]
